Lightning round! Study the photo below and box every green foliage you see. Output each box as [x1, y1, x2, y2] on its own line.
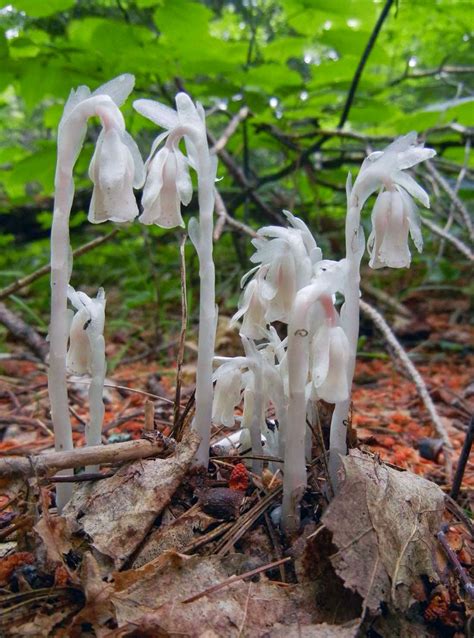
[0, 0, 472, 346]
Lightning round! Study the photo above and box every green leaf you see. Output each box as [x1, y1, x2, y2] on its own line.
[11, 0, 75, 18]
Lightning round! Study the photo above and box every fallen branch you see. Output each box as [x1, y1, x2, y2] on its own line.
[359, 300, 453, 472]
[210, 106, 250, 154]
[0, 229, 118, 301]
[0, 435, 176, 478]
[360, 281, 413, 318]
[0, 301, 48, 361]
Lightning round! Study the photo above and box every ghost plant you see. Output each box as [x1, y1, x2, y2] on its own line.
[133, 93, 218, 467]
[67, 286, 106, 472]
[49, 74, 143, 509]
[225, 133, 434, 533]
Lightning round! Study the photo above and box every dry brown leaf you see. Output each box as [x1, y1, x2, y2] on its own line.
[6, 609, 75, 637]
[131, 511, 216, 568]
[64, 432, 199, 569]
[112, 551, 304, 637]
[34, 514, 73, 567]
[67, 553, 115, 638]
[322, 450, 444, 613]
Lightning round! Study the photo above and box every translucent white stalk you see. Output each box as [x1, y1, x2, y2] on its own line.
[167, 120, 217, 467]
[49, 87, 133, 510]
[328, 190, 364, 488]
[281, 281, 327, 533]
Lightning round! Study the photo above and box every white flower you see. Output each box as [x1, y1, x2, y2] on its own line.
[133, 92, 209, 228]
[88, 128, 144, 224]
[367, 187, 423, 269]
[231, 276, 268, 339]
[212, 361, 244, 427]
[139, 146, 192, 227]
[66, 286, 106, 375]
[351, 132, 434, 268]
[311, 324, 350, 403]
[58, 74, 145, 224]
[352, 132, 435, 211]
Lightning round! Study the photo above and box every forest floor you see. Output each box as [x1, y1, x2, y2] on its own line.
[0, 290, 472, 637]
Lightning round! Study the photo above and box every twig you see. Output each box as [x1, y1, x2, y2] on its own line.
[0, 434, 176, 478]
[174, 235, 188, 427]
[215, 486, 283, 556]
[425, 161, 474, 240]
[437, 526, 474, 600]
[210, 107, 250, 154]
[69, 379, 175, 405]
[359, 300, 453, 477]
[422, 216, 474, 261]
[337, 0, 395, 129]
[0, 301, 48, 361]
[361, 282, 413, 318]
[181, 556, 291, 603]
[0, 230, 118, 301]
[450, 415, 474, 501]
[44, 471, 115, 483]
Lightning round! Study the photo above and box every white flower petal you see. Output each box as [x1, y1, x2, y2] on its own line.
[399, 187, 423, 253]
[92, 74, 135, 107]
[133, 98, 179, 130]
[396, 146, 436, 170]
[121, 130, 145, 188]
[393, 170, 430, 208]
[379, 190, 411, 268]
[175, 149, 193, 206]
[315, 326, 350, 403]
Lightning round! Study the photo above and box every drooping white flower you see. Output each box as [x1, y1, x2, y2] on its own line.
[367, 187, 423, 269]
[66, 286, 106, 375]
[311, 324, 350, 403]
[58, 74, 145, 224]
[88, 128, 144, 224]
[133, 92, 209, 228]
[212, 361, 244, 427]
[231, 276, 268, 339]
[139, 146, 192, 227]
[352, 132, 435, 211]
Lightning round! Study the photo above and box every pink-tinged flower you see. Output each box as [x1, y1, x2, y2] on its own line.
[139, 146, 192, 228]
[311, 324, 350, 403]
[367, 187, 423, 269]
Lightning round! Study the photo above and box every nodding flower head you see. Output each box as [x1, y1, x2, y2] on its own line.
[212, 361, 244, 427]
[133, 92, 210, 229]
[311, 323, 350, 403]
[58, 75, 144, 224]
[66, 286, 106, 375]
[139, 146, 192, 228]
[350, 132, 434, 268]
[367, 187, 423, 269]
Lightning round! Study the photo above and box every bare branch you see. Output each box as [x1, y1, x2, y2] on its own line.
[422, 216, 474, 261]
[0, 301, 48, 361]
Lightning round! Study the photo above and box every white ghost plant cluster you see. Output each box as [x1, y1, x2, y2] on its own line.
[133, 93, 218, 467]
[221, 133, 434, 533]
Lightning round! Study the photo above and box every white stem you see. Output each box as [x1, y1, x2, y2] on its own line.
[191, 144, 217, 467]
[282, 282, 324, 533]
[86, 333, 106, 472]
[49, 168, 75, 510]
[250, 366, 264, 474]
[328, 201, 363, 489]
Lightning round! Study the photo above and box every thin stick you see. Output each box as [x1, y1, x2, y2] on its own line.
[68, 379, 175, 405]
[174, 235, 188, 428]
[0, 301, 48, 361]
[425, 161, 474, 240]
[0, 435, 176, 478]
[360, 299, 453, 478]
[422, 217, 474, 261]
[210, 107, 250, 154]
[144, 400, 155, 431]
[450, 415, 474, 501]
[0, 230, 118, 301]
[181, 556, 291, 603]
